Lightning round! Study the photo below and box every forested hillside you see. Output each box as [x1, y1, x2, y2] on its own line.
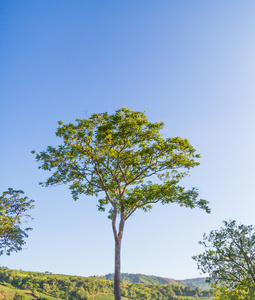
[0, 268, 213, 299]
[178, 278, 210, 291]
[105, 273, 177, 285]
[105, 273, 210, 290]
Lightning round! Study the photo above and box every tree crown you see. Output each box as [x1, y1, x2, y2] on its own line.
[33, 107, 210, 219]
[193, 220, 255, 298]
[0, 188, 34, 255]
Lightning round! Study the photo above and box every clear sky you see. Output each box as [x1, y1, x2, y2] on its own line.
[1, 0, 255, 280]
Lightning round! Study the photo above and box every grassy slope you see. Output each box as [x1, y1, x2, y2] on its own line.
[0, 283, 58, 300]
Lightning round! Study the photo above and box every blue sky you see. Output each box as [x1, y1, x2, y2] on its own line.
[1, 1, 255, 280]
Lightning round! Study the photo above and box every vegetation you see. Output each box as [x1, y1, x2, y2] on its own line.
[105, 273, 210, 290]
[33, 107, 210, 300]
[193, 220, 255, 299]
[178, 278, 210, 291]
[105, 273, 178, 285]
[0, 188, 34, 256]
[0, 268, 213, 299]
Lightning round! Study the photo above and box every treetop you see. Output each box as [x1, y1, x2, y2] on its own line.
[33, 107, 210, 219]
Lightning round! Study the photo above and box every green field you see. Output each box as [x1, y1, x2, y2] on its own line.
[0, 284, 34, 299]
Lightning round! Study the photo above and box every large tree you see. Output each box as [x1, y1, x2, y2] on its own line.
[0, 188, 34, 255]
[33, 107, 210, 300]
[193, 220, 255, 299]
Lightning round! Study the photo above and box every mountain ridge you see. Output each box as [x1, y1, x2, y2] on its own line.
[105, 273, 210, 290]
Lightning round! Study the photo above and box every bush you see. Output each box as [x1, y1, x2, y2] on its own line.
[13, 292, 25, 300]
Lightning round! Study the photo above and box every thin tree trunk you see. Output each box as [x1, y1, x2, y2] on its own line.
[114, 237, 122, 300]
[112, 208, 125, 300]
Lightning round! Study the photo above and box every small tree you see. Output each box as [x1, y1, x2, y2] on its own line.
[0, 188, 34, 255]
[13, 292, 25, 300]
[193, 220, 255, 299]
[33, 107, 210, 300]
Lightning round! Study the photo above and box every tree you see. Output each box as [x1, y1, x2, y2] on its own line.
[0, 188, 34, 255]
[32, 107, 210, 300]
[193, 220, 255, 299]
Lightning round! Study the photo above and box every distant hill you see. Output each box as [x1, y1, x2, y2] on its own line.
[105, 273, 178, 285]
[105, 273, 210, 290]
[178, 277, 210, 290]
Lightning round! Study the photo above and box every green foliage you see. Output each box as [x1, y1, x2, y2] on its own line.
[178, 278, 210, 291]
[105, 273, 176, 285]
[0, 268, 213, 299]
[13, 292, 25, 300]
[0, 189, 34, 255]
[33, 107, 210, 220]
[193, 220, 255, 299]
[105, 273, 211, 290]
